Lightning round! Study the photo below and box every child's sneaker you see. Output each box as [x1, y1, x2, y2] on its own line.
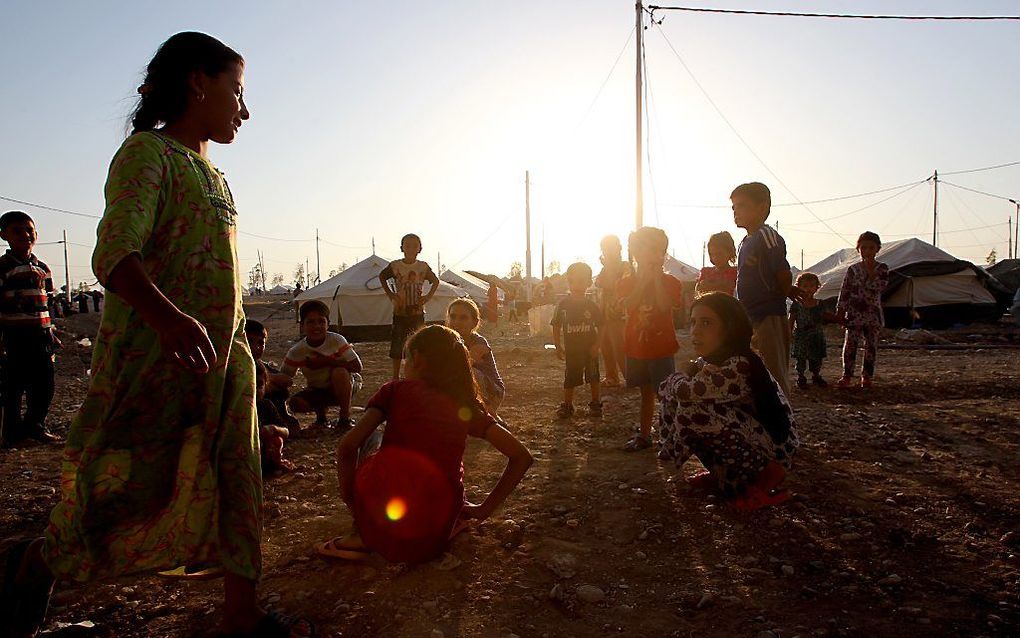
[796, 374, 808, 390]
[555, 402, 574, 419]
[587, 401, 603, 417]
[836, 376, 854, 388]
[812, 374, 828, 388]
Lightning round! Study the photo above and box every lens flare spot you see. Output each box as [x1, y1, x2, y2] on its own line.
[385, 498, 407, 522]
[457, 407, 472, 422]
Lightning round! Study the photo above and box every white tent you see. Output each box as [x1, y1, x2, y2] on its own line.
[295, 255, 468, 326]
[665, 256, 699, 282]
[268, 284, 294, 296]
[440, 269, 505, 305]
[809, 237, 1004, 327]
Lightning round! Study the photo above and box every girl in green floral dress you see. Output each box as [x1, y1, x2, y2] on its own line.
[1, 33, 313, 638]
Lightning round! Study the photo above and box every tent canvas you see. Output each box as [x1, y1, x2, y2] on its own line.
[664, 256, 699, 282]
[986, 259, 1020, 293]
[268, 284, 294, 295]
[808, 237, 1008, 327]
[440, 269, 505, 305]
[295, 255, 468, 327]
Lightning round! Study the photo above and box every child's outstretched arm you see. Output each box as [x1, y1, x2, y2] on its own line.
[461, 423, 533, 521]
[336, 407, 385, 508]
[107, 254, 217, 373]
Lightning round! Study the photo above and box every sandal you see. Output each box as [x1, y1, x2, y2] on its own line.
[221, 609, 317, 638]
[317, 537, 370, 561]
[622, 434, 652, 452]
[157, 564, 225, 580]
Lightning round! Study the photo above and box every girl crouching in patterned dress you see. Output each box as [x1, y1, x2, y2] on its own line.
[658, 292, 799, 510]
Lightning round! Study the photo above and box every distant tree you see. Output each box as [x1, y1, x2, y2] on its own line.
[508, 261, 523, 279]
[547, 260, 561, 275]
[294, 263, 306, 288]
[328, 262, 348, 278]
[248, 264, 264, 292]
[987, 249, 998, 266]
[271, 272, 284, 287]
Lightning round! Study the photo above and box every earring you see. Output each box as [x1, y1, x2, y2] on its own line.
[197, 93, 206, 103]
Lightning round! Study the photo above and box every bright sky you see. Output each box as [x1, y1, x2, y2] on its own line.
[2, 1, 1019, 290]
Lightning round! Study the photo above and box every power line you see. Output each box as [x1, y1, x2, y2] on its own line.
[449, 210, 516, 269]
[661, 178, 931, 209]
[0, 194, 100, 219]
[940, 180, 1016, 203]
[652, 23, 851, 243]
[941, 160, 1020, 177]
[780, 180, 928, 226]
[575, 27, 636, 133]
[647, 6, 1020, 21]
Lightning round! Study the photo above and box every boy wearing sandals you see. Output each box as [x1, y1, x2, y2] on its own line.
[552, 262, 602, 418]
[619, 227, 684, 451]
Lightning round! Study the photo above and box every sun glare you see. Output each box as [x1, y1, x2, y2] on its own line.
[385, 497, 407, 522]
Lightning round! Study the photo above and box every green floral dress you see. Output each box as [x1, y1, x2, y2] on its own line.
[44, 132, 262, 582]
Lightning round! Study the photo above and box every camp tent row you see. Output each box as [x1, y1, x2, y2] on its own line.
[809, 237, 1009, 328]
[440, 268, 505, 306]
[295, 255, 468, 327]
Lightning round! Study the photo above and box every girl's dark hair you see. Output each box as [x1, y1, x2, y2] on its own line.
[707, 231, 737, 265]
[691, 292, 792, 443]
[795, 271, 820, 287]
[406, 325, 486, 418]
[447, 298, 480, 329]
[130, 32, 243, 134]
[857, 231, 881, 249]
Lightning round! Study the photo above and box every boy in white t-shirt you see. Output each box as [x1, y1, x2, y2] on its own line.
[378, 233, 440, 379]
[272, 300, 363, 431]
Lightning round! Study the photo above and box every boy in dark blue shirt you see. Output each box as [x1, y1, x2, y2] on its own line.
[552, 262, 602, 418]
[731, 182, 802, 396]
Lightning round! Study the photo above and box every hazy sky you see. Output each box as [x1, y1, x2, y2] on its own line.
[2, 1, 1018, 289]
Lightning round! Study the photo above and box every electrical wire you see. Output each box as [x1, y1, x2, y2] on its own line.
[0, 195, 101, 219]
[661, 178, 931, 209]
[647, 6, 1020, 21]
[941, 160, 1020, 176]
[782, 180, 928, 226]
[449, 210, 516, 270]
[575, 27, 636, 133]
[939, 180, 1017, 203]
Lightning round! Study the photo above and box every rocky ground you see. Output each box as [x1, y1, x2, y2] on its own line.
[1, 299, 1018, 637]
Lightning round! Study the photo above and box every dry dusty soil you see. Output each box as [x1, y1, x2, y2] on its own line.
[2, 299, 1019, 637]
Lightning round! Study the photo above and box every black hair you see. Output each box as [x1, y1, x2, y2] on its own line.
[400, 233, 422, 250]
[244, 319, 267, 336]
[857, 231, 881, 249]
[730, 182, 772, 211]
[691, 292, 792, 444]
[299, 300, 330, 323]
[565, 261, 592, 280]
[628, 226, 669, 257]
[0, 210, 33, 231]
[130, 32, 243, 134]
[795, 271, 820, 287]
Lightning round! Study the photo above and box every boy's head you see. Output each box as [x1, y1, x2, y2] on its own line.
[0, 211, 37, 257]
[244, 319, 268, 360]
[400, 233, 422, 261]
[707, 231, 736, 267]
[730, 182, 771, 230]
[628, 226, 669, 270]
[600, 235, 622, 260]
[795, 272, 820, 295]
[299, 300, 330, 342]
[565, 262, 593, 295]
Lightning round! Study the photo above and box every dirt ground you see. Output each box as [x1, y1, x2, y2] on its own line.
[2, 299, 1019, 638]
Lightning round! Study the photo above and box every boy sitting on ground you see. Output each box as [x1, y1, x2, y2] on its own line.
[273, 300, 363, 431]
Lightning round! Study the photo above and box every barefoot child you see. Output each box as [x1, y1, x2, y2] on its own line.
[659, 292, 799, 510]
[0, 210, 61, 447]
[788, 272, 839, 389]
[836, 231, 889, 388]
[619, 227, 684, 451]
[552, 262, 602, 418]
[324, 325, 532, 564]
[0, 32, 314, 637]
[379, 233, 440, 379]
[244, 320, 294, 475]
[695, 231, 737, 297]
[447, 298, 505, 412]
[595, 235, 630, 386]
[276, 300, 363, 430]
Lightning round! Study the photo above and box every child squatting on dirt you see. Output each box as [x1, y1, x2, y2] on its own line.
[244, 319, 294, 476]
[0, 32, 316, 638]
[552, 262, 603, 418]
[322, 325, 533, 564]
[658, 292, 800, 510]
[446, 298, 506, 413]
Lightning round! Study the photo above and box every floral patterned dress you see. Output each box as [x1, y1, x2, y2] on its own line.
[658, 356, 799, 495]
[44, 132, 261, 582]
[836, 261, 889, 378]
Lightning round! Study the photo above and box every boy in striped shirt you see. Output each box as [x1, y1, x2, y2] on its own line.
[0, 211, 61, 446]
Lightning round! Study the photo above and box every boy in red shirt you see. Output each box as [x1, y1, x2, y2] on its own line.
[619, 226, 684, 451]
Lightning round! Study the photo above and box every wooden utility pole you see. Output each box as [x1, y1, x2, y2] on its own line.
[933, 170, 939, 247]
[635, 2, 644, 230]
[525, 170, 532, 300]
[315, 229, 321, 285]
[1010, 217, 1013, 260]
[62, 230, 70, 299]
